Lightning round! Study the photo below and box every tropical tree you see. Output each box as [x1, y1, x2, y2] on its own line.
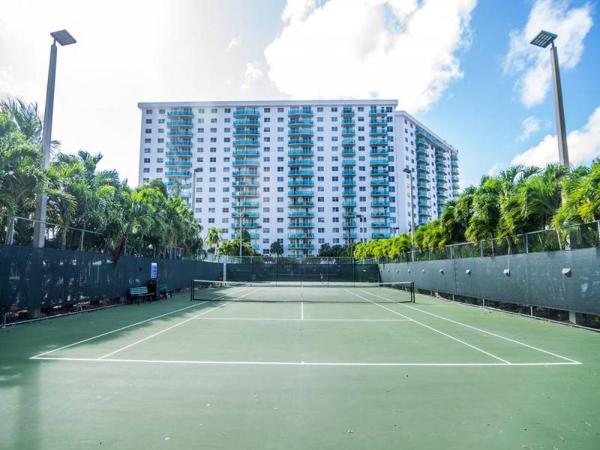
[206, 227, 222, 254]
[270, 240, 284, 256]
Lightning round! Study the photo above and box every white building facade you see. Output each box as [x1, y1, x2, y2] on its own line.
[138, 100, 459, 256]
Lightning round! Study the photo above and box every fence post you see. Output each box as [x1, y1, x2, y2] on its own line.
[524, 233, 529, 254]
[5, 216, 16, 245]
[480, 240, 484, 258]
[597, 221, 600, 246]
[79, 229, 85, 251]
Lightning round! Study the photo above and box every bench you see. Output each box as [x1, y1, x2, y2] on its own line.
[128, 286, 152, 304]
[158, 284, 172, 298]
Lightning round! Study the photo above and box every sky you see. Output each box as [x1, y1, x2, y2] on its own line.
[0, 0, 598, 188]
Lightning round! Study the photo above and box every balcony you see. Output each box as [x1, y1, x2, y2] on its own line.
[165, 170, 191, 177]
[418, 200, 429, 207]
[288, 232, 314, 239]
[288, 108, 313, 117]
[342, 150, 355, 157]
[167, 110, 193, 118]
[371, 200, 389, 207]
[166, 151, 192, 157]
[342, 190, 356, 197]
[233, 201, 259, 209]
[244, 221, 260, 229]
[342, 129, 355, 137]
[417, 173, 429, 181]
[342, 169, 356, 176]
[372, 221, 390, 228]
[288, 180, 314, 187]
[417, 165, 428, 172]
[342, 200, 356, 207]
[288, 159, 314, 167]
[341, 108, 354, 117]
[288, 169, 314, 177]
[166, 141, 192, 148]
[289, 119, 313, 127]
[233, 119, 259, 127]
[369, 122, 388, 131]
[369, 128, 387, 136]
[288, 190, 314, 197]
[233, 190, 259, 197]
[289, 202, 314, 208]
[342, 159, 356, 166]
[165, 161, 192, 167]
[370, 159, 388, 166]
[232, 232, 259, 240]
[370, 169, 388, 176]
[372, 211, 390, 218]
[233, 170, 259, 177]
[343, 221, 357, 228]
[289, 211, 314, 218]
[416, 155, 428, 163]
[371, 232, 391, 239]
[417, 181, 430, 188]
[343, 211, 357, 218]
[167, 130, 193, 138]
[288, 222, 315, 228]
[370, 138, 388, 146]
[370, 179, 388, 186]
[232, 159, 260, 167]
[371, 189, 389, 197]
[167, 120, 193, 128]
[233, 149, 260, 157]
[289, 139, 314, 147]
[233, 139, 260, 147]
[289, 129, 314, 137]
[232, 211, 259, 218]
[288, 244, 315, 251]
[370, 149, 388, 156]
[369, 107, 388, 116]
[233, 130, 260, 137]
[343, 233, 358, 239]
[342, 179, 356, 187]
[288, 149, 314, 157]
[342, 138, 355, 146]
[233, 109, 260, 118]
[418, 191, 429, 199]
[233, 180, 259, 188]
[341, 119, 355, 126]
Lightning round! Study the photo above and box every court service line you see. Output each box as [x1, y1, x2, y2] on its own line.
[29, 287, 252, 360]
[345, 290, 511, 365]
[30, 356, 580, 367]
[196, 317, 410, 322]
[97, 288, 262, 360]
[361, 289, 582, 365]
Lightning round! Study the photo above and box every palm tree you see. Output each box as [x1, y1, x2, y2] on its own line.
[206, 227, 222, 255]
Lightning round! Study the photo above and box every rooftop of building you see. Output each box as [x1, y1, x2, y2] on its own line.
[138, 99, 399, 109]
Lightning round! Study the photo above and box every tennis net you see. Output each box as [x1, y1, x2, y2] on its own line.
[190, 279, 415, 303]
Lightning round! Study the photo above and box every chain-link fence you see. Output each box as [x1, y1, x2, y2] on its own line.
[383, 220, 600, 263]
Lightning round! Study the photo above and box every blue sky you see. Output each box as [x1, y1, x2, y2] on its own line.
[0, 0, 598, 188]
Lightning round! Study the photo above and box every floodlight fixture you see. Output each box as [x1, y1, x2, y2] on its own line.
[530, 30, 557, 48]
[50, 29, 76, 46]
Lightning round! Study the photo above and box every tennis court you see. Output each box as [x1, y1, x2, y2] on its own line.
[2, 282, 599, 449]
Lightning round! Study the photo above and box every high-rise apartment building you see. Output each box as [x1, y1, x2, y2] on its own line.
[138, 100, 459, 256]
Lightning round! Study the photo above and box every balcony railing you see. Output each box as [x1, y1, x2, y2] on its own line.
[288, 108, 313, 117]
[233, 109, 260, 118]
[233, 119, 260, 127]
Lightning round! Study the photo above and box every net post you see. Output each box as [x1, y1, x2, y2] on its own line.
[190, 279, 193, 301]
[411, 281, 415, 303]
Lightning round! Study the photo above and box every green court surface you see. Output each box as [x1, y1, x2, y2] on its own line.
[1, 285, 599, 449]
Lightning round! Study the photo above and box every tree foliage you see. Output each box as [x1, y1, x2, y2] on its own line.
[354, 161, 600, 260]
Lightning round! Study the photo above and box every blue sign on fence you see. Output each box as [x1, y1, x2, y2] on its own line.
[150, 262, 158, 280]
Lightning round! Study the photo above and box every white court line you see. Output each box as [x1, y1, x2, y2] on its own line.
[31, 356, 580, 367]
[97, 288, 262, 360]
[346, 290, 511, 365]
[196, 317, 410, 322]
[30, 286, 253, 360]
[361, 289, 582, 365]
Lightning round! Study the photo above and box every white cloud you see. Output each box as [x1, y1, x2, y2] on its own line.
[504, 0, 593, 107]
[512, 106, 600, 167]
[226, 38, 240, 52]
[240, 61, 263, 90]
[487, 163, 500, 177]
[264, 0, 476, 112]
[519, 116, 541, 141]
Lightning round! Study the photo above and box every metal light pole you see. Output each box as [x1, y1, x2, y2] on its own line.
[239, 209, 244, 258]
[33, 30, 76, 248]
[403, 167, 415, 261]
[530, 30, 569, 168]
